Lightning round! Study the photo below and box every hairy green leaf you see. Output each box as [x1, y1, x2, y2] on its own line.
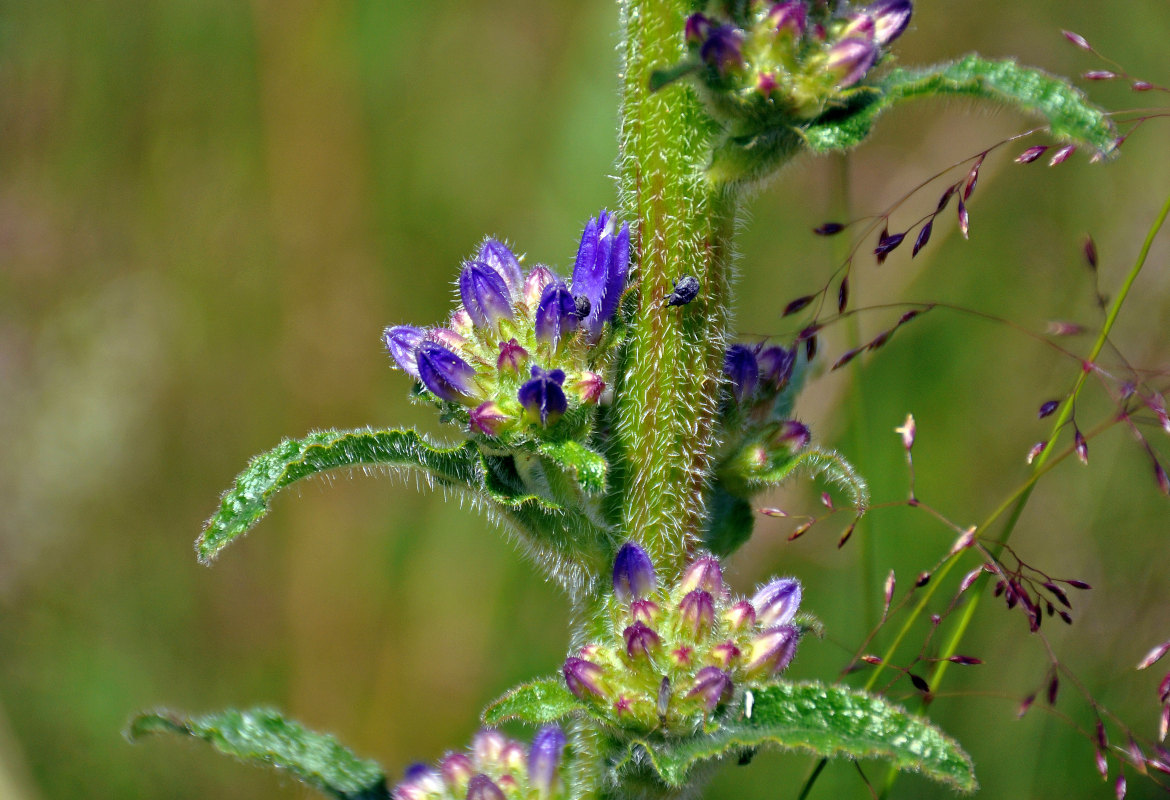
[127, 708, 388, 799]
[481, 678, 585, 726]
[618, 682, 975, 792]
[199, 428, 615, 596]
[803, 55, 1117, 155]
[537, 440, 609, 496]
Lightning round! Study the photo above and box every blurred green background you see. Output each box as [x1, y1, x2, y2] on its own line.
[1, 1, 1168, 798]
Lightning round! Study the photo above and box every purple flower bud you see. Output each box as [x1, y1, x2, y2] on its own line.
[623, 621, 661, 658]
[563, 657, 606, 699]
[724, 600, 756, 631]
[402, 763, 441, 787]
[472, 729, 507, 765]
[825, 37, 878, 87]
[427, 327, 467, 351]
[466, 774, 506, 800]
[528, 726, 566, 797]
[865, 0, 912, 45]
[470, 402, 510, 437]
[752, 577, 802, 627]
[460, 261, 514, 328]
[439, 752, 474, 788]
[680, 556, 726, 597]
[710, 640, 742, 669]
[757, 345, 795, 388]
[450, 307, 473, 335]
[534, 282, 579, 350]
[416, 341, 477, 404]
[630, 598, 660, 625]
[839, 13, 876, 41]
[679, 589, 716, 637]
[756, 71, 778, 96]
[477, 239, 524, 297]
[384, 325, 425, 379]
[571, 212, 630, 340]
[499, 741, 527, 772]
[523, 265, 555, 307]
[518, 365, 567, 426]
[772, 420, 811, 451]
[686, 666, 733, 711]
[724, 344, 760, 403]
[496, 338, 528, 376]
[700, 25, 745, 77]
[745, 625, 800, 677]
[767, 2, 806, 38]
[684, 13, 710, 47]
[613, 541, 657, 601]
[571, 371, 606, 404]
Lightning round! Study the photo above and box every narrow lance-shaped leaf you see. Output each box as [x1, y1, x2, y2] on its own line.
[127, 708, 389, 800]
[481, 678, 588, 727]
[802, 55, 1117, 156]
[615, 682, 976, 792]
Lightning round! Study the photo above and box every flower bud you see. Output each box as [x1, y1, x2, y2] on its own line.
[772, 420, 811, 451]
[623, 621, 661, 659]
[710, 640, 742, 670]
[745, 625, 800, 677]
[426, 327, 467, 351]
[469, 401, 510, 436]
[571, 371, 605, 404]
[472, 729, 507, 765]
[700, 25, 745, 77]
[528, 726, 566, 798]
[724, 600, 756, 631]
[383, 325, 425, 379]
[466, 774, 506, 800]
[499, 741, 527, 772]
[518, 365, 567, 426]
[612, 542, 657, 602]
[767, 2, 806, 38]
[460, 261, 514, 328]
[630, 598, 660, 625]
[825, 37, 878, 87]
[563, 657, 606, 699]
[572, 211, 630, 339]
[439, 752, 474, 789]
[477, 238, 524, 297]
[686, 666, 733, 711]
[523, 265, 555, 308]
[416, 341, 477, 404]
[838, 13, 876, 41]
[450, 307, 473, 335]
[679, 589, 716, 637]
[496, 338, 528, 376]
[752, 577, 802, 627]
[680, 556, 726, 597]
[402, 764, 443, 794]
[684, 13, 710, 47]
[534, 282, 579, 350]
[757, 345, 795, 389]
[724, 344, 760, 403]
[866, 0, 912, 45]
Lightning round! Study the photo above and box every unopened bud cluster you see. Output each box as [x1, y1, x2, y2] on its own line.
[384, 211, 629, 439]
[716, 342, 811, 485]
[393, 727, 567, 800]
[682, 0, 912, 120]
[562, 543, 806, 733]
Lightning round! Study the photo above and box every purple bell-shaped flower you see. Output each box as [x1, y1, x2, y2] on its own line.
[518, 365, 568, 426]
[416, 341, 477, 404]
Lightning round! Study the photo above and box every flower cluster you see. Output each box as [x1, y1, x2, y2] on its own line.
[384, 212, 630, 439]
[562, 543, 807, 733]
[683, 0, 912, 119]
[392, 727, 568, 800]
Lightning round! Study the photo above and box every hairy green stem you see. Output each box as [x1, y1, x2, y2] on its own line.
[615, 0, 738, 576]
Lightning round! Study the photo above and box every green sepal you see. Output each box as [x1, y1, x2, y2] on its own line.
[198, 428, 616, 596]
[614, 682, 976, 792]
[803, 54, 1117, 156]
[127, 708, 389, 800]
[481, 678, 586, 727]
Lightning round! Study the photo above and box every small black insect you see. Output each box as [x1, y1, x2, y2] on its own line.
[664, 275, 700, 307]
[573, 294, 592, 319]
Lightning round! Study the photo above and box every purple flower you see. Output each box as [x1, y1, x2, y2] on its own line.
[825, 37, 878, 87]
[623, 621, 661, 659]
[700, 25, 744, 77]
[866, 0, 912, 45]
[518, 365, 567, 426]
[767, 2, 806, 38]
[534, 282, 579, 350]
[680, 556, 725, 597]
[528, 726, 566, 797]
[477, 238, 524, 297]
[571, 211, 630, 340]
[563, 657, 606, 699]
[679, 590, 716, 637]
[724, 344, 760, 403]
[687, 666, 733, 711]
[466, 774, 506, 800]
[460, 260, 514, 328]
[383, 325, 425, 379]
[745, 625, 800, 677]
[612, 541, 657, 601]
[757, 344, 795, 389]
[416, 341, 477, 404]
[752, 577, 802, 627]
